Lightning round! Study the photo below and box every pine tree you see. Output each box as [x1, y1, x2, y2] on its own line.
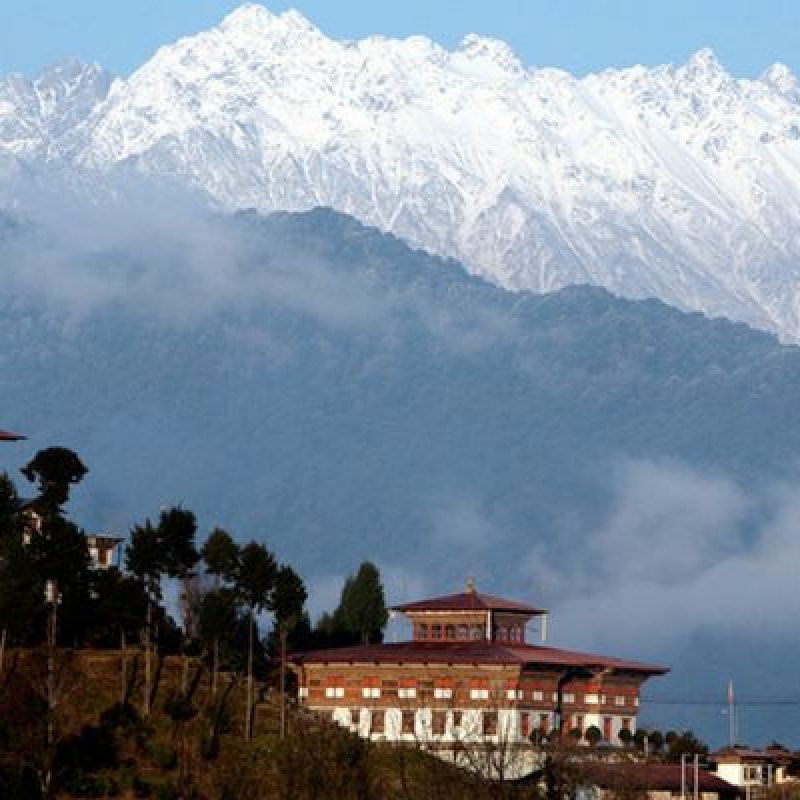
[0, 523, 42, 652]
[125, 519, 163, 716]
[201, 528, 239, 587]
[235, 541, 276, 739]
[20, 447, 87, 512]
[158, 508, 199, 695]
[200, 527, 241, 695]
[197, 588, 239, 696]
[335, 561, 388, 645]
[272, 564, 307, 633]
[27, 516, 93, 645]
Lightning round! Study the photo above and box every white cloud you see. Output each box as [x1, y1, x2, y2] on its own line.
[521, 460, 800, 660]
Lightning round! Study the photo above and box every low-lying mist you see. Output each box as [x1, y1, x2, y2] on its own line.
[2, 175, 800, 745]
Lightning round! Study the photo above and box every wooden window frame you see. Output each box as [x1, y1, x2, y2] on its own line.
[371, 710, 385, 734]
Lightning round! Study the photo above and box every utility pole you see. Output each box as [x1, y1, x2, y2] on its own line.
[45, 579, 60, 748]
[694, 753, 700, 800]
[681, 753, 687, 800]
[727, 679, 735, 747]
[39, 579, 60, 800]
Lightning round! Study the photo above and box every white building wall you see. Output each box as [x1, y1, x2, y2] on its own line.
[324, 705, 634, 749]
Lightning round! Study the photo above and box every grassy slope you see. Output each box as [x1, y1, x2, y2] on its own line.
[0, 648, 533, 799]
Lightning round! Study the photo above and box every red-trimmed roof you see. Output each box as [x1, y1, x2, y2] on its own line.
[292, 640, 668, 676]
[392, 591, 547, 615]
[0, 429, 25, 441]
[710, 747, 793, 764]
[86, 534, 125, 546]
[587, 764, 739, 794]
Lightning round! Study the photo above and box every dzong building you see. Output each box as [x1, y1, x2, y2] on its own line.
[292, 581, 667, 776]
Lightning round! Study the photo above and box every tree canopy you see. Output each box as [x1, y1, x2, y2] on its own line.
[333, 561, 388, 645]
[158, 507, 199, 580]
[202, 528, 239, 585]
[20, 447, 87, 510]
[125, 520, 163, 597]
[236, 542, 277, 613]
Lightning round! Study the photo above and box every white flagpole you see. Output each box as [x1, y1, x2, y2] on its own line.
[727, 679, 735, 747]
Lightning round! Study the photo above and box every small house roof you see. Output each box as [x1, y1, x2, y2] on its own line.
[85, 534, 125, 546]
[586, 764, 740, 794]
[392, 590, 547, 616]
[709, 747, 793, 765]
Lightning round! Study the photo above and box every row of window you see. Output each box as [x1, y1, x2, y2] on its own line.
[352, 709, 501, 736]
[561, 693, 633, 707]
[414, 623, 526, 642]
[570, 715, 631, 737]
[318, 685, 634, 706]
[416, 623, 485, 641]
[338, 708, 634, 742]
[495, 625, 525, 642]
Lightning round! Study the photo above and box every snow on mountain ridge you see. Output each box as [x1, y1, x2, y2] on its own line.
[3, 6, 800, 340]
[0, 58, 111, 158]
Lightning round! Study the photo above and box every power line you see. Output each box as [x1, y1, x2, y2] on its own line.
[644, 698, 800, 707]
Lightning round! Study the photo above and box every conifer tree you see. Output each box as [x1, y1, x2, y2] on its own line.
[125, 519, 163, 716]
[197, 589, 239, 696]
[90, 567, 148, 704]
[27, 516, 93, 645]
[335, 561, 388, 645]
[200, 527, 241, 694]
[235, 541, 276, 739]
[202, 528, 239, 587]
[0, 521, 42, 658]
[20, 447, 87, 512]
[272, 564, 307, 634]
[158, 508, 199, 694]
[16, 450, 93, 645]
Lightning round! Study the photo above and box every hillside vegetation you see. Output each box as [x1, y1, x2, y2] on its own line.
[0, 648, 538, 799]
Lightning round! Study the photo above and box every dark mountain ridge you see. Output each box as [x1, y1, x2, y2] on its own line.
[1, 206, 799, 743]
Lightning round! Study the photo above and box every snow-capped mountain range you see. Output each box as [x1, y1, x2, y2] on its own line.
[3, 4, 800, 339]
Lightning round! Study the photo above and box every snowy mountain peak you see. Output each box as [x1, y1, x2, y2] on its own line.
[218, 3, 276, 32]
[0, 58, 111, 158]
[456, 33, 525, 75]
[761, 62, 798, 95]
[35, 59, 112, 116]
[677, 47, 731, 84]
[218, 4, 317, 38]
[3, 8, 800, 341]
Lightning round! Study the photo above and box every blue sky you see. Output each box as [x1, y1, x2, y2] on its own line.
[2, 0, 798, 78]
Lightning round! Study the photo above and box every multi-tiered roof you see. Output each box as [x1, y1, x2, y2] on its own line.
[295, 583, 667, 677]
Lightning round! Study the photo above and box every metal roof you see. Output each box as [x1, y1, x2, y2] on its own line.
[392, 591, 547, 616]
[292, 639, 668, 676]
[586, 764, 740, 793]
[709, 747, 793, 764]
